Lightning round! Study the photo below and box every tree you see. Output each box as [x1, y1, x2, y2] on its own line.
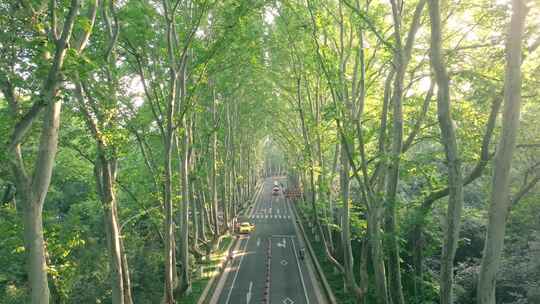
[0, 1, 95, 302]
[1, 1, 539, 303]
[477, 1, 528, 303]
[427, 0, 465, 303]
[72, 0, 133, 302]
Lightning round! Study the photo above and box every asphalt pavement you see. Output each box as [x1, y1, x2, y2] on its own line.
[209, 177, 325, 304]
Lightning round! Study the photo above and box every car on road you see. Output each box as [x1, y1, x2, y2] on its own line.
[272, 186, 280, 195]
[238, 222, 255, 234]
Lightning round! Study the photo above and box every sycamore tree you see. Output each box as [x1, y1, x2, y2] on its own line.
[1, 0, 539, 303]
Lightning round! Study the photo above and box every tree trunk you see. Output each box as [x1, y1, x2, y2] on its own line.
[295, 77, 327, 247]
[101, 172, 125, 304]
[202, 185, 215, 237]
[477, 1, 527, 303]
[74, 1, 132, 296]
[23, 199, 50, 304]
[408, 82, 503, 301]
[198, 188, 208, 242]
[23, 98, 63, 304]
[359, 239, 369, 304]
[190, 175, 199, 245]
[411, 223, 425, 300]
[211, 91, 220, 236]
[178, 128, 191, 295]
[383, 2, 406, 303]
[369, 94, 390, 304]
[162, 0, 181, 299]
[339, 142, 364, 302]
[368, 201, 389, 304]
[5, 2, 82, 302]
[163, 133, 176, 303]
[94, 157, 133, 304]
[222, 169, 229, 232]
[428, 1, 465, 303]
[120, 238, 134, 304]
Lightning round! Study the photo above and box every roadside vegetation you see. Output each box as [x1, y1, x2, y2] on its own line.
[297, 204, 357, 304]
[180, 236, 232, 304]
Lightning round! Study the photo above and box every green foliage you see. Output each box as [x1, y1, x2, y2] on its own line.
[1, 0, 539, 303]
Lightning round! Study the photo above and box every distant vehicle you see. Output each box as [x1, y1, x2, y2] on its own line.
[272, 185, 280, 195]
[238, 222, 255, 234]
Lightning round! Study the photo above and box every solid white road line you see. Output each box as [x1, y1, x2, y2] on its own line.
[224, 182, 267, 303]
[291, 237, 309, 304]
[209, 237, 244, 304]
[225, 237, 250, 304]
[271, 235, 295, 238]
[246, 281, 253, 304]
[287, 200, 325, 304]
[209, 180, 267, 304]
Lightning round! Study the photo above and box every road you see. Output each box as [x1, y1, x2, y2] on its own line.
[209, 178, 326, 304]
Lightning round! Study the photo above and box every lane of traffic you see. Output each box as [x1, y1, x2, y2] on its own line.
[269, 235, 309, 304]
[266, 192, 309, 304]
[211, 177, 323, 304]
[215, 181, 268, 304]
[271, 185, 324, 304]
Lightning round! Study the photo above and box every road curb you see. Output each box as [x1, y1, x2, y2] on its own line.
[197, 181, 264, 304]
[290, 203, 338, 304]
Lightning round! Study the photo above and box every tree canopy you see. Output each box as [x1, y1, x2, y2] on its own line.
[1, 0, 539, 303]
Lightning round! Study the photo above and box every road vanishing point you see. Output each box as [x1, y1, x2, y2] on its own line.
[209, 178, 327, 304]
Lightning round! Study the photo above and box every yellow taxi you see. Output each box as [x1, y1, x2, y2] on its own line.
[238, 222, 255, 234]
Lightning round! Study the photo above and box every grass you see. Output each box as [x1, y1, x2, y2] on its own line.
[179, 236, 233, 304]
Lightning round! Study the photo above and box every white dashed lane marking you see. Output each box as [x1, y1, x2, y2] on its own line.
[250, 214, 292, 220]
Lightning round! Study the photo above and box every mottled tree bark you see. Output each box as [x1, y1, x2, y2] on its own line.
[477, 1, 528, 303]
[339, 142, 364, 302]
[383, 1, 406, 303]
[211, 88, 220, 236]
[3, 1, 83, 302]
[178, 127, 191, 295]
[95, 158, 128, 304]
[428, 0, 465, 303]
